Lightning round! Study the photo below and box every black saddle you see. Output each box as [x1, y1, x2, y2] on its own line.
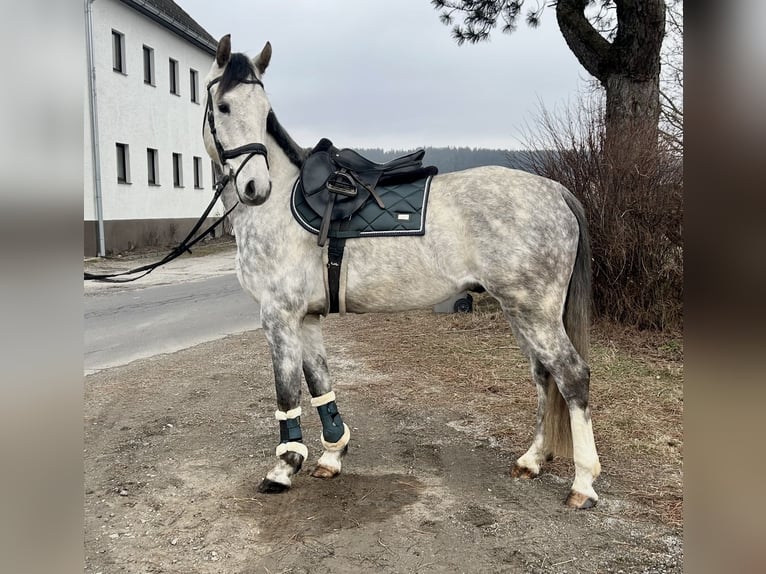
[298, 138, 437, 246]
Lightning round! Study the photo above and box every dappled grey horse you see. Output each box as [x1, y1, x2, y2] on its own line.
[202, 35, 600, 508]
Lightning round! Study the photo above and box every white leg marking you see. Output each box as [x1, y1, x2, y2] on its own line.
[316, 449, 343, 474]
[313, 425, 350, 478]
[515, 383, 547, 473]
[570, 407, 601, 500]
[265, 459, 295, 487]
[515, 432, 546, 475]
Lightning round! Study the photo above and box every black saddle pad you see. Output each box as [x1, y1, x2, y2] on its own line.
[291, 175, 434, 239]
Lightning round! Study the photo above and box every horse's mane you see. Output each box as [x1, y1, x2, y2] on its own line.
[267, 111, 308, 168]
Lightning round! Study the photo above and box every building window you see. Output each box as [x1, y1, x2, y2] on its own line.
[147, 148, 159, 185]
[143, 45, 155, 85]
[172, 153, 183, 187]
[116, 143, 130, 183]
[169, 58, 179, 95]
[112, 30, 125, 73]
[190, 69, 199, 103]
[193, 156, 203, 188]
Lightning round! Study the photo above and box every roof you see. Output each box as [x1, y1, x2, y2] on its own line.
[119, 0, 218, 55]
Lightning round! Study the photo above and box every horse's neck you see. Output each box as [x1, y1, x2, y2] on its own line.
[222, 130, 301, 232]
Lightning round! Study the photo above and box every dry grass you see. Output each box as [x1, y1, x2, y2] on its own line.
[325, 295, 683, 527]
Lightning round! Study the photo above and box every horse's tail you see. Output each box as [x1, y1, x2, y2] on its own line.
[543, 188, 592, 459]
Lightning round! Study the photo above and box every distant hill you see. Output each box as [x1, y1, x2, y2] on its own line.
[353, 146, 536, 174]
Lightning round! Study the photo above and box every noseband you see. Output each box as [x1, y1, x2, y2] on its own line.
[205, 75, 270, 201]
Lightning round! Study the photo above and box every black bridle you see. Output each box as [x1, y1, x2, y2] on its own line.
[205, 75, 270, 203]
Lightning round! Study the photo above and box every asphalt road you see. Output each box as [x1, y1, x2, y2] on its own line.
[84, 273, 259, 374]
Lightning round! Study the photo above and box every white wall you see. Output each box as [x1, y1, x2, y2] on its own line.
[84, 0, 220, 222]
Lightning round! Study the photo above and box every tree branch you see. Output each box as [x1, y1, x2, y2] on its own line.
[659, 89, 683, 120]
[555, 0, 612, 82]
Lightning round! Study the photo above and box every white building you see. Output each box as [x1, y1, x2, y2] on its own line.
[85, 0, 220, 256]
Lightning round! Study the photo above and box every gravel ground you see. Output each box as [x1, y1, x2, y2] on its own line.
[84, 242, 683, 573]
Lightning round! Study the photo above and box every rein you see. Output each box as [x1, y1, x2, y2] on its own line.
[85, 74, 273, 283]
[84, 173, 237, 282]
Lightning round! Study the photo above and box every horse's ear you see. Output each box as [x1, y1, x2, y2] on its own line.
[254, 41, 272, 75]
[216, 34, 231, 68]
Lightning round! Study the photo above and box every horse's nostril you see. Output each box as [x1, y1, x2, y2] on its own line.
[245, 179, 256, 197]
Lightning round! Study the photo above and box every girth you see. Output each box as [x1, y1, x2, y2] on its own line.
[327, 237, 346, 314]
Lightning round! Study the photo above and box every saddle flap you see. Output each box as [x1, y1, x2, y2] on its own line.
[301, 150, 334, 196]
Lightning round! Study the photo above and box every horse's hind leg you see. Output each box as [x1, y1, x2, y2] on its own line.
[301, 314, 351, 479]
[511, 359, 553, 479]
[508, 314, 601, 508]
[257, 306, 307, 493]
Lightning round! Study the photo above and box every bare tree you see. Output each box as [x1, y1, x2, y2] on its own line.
[660, 0, 683, 154]
[432, 0, 667, 158]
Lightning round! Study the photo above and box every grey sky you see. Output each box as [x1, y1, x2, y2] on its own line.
[176, 0, 586, 150]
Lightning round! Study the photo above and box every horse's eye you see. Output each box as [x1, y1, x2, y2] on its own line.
[217, 103, 230, 114]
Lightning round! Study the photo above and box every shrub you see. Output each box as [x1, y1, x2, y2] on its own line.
[523, 96, 683, 330]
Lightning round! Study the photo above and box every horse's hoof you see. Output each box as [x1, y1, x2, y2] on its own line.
[564, 490, 597, 509]
[311, 464, 340, 479]
[257, 478, 290, 494]
[510, 463, 538, 479]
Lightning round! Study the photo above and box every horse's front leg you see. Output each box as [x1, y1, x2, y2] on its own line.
[257, 304, 307, 493]
[301, 314, 351, 479]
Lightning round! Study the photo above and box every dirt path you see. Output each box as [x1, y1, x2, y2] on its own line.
[85, 310, 682, 573]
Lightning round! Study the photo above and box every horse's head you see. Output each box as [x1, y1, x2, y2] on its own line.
[203, 35, 273, 206]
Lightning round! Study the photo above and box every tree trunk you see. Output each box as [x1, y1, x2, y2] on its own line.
[603, 73, 660, 162]
[556, 0, 666, 162]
